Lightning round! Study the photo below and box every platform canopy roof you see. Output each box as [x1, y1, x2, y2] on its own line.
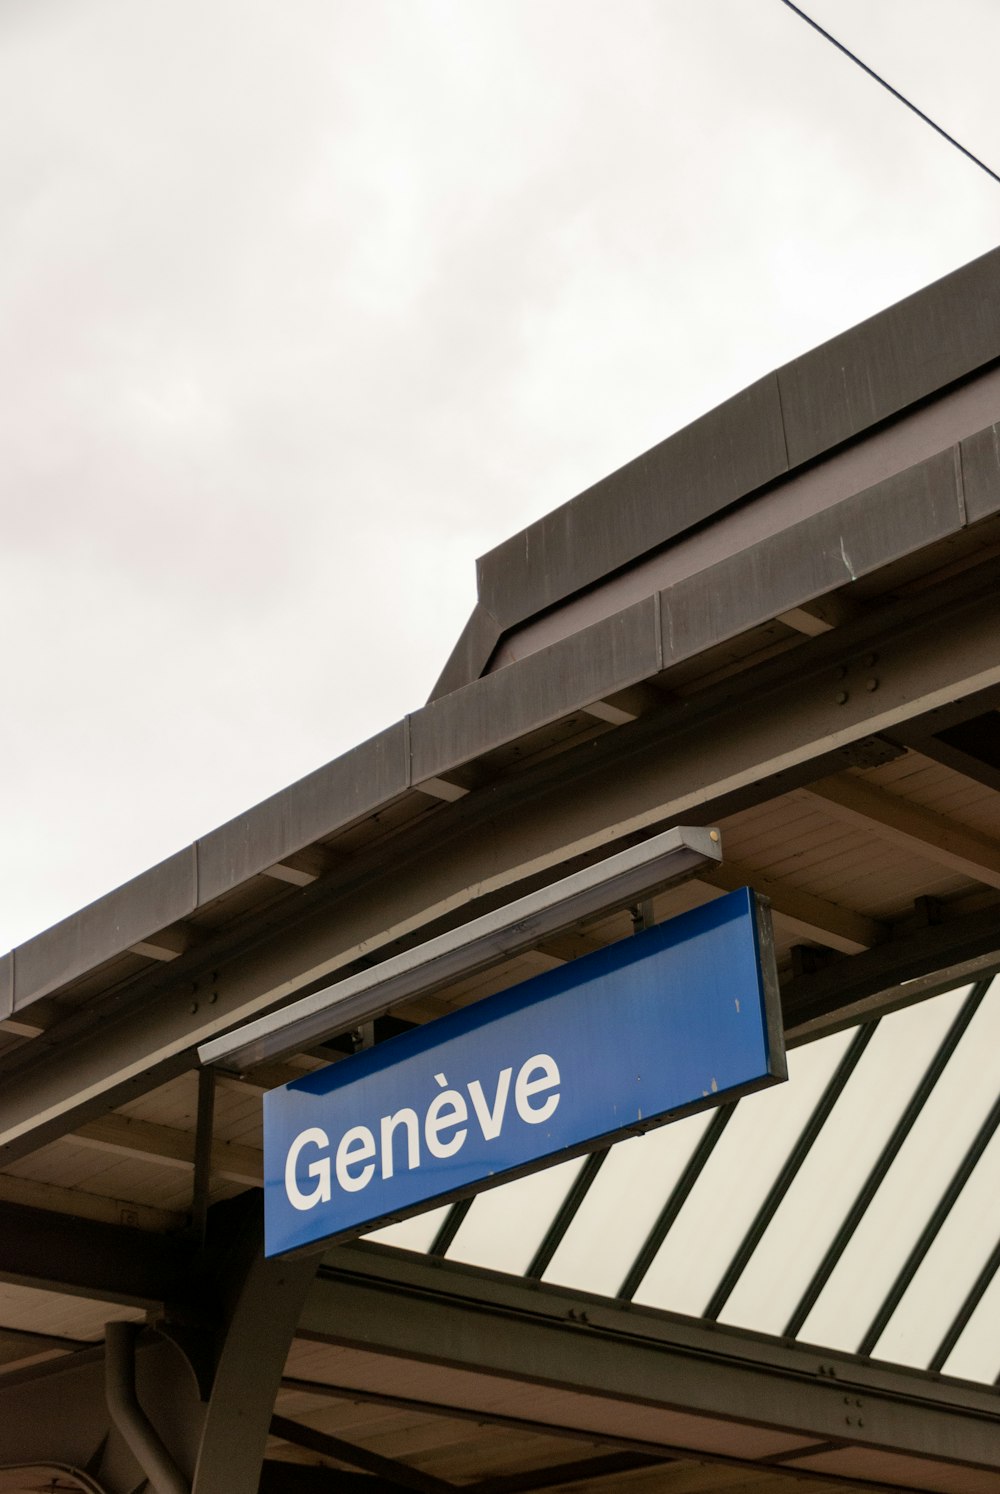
[1, 247, 1000, 1492]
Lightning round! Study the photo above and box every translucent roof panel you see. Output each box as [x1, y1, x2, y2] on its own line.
[445, 1157, 585, 1276]
[941, 1242, 1000, 1384]
[541, 1111, 713, 1297]
[632, 1030, 853, 1317]
[719, 986, 970, 1339]
[364, 976, 1000, 1390]
[872, 1122, 1000, 1371]
[365, 1204, 452, 1254]
[798, 981, 1000, 1354]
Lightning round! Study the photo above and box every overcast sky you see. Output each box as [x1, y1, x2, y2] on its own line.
[2, 0, 1000, 952]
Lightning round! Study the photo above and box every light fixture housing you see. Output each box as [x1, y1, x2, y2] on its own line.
[197, 823, 722, 1074]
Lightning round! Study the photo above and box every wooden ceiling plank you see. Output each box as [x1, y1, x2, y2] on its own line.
[800, 775, 1000, 889]
[890, 725, 1000, 798]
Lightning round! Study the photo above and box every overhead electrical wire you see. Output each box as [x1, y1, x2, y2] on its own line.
[779, 0, 1000, 189]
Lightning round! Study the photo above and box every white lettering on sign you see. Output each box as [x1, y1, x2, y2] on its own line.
[284, 1054, 561, 1210]
[284, 1126, 331, 1211]
[515, 1054, 560, 1122]
[467, 1066, 511, 1138]
[425, 1074, 469, 1158]
[335, 1125, 376, 1192]
[380, 1108, 419, 1179]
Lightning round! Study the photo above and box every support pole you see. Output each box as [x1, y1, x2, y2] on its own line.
[190, 1198, 319, 1494]
[105, 1321, 189, 1494]
[191, 1068, 215, 1248]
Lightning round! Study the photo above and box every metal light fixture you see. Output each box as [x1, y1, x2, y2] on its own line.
[198, 824, 721, 1073]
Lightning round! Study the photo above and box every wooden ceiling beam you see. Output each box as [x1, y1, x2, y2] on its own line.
[582, 684, 665, 726]
[69, 1112, 262, 1187]
[413, 776, 471, 803]
[128, 922, 193, 962]
[216, 1060, 323, 1097]
[698, 863, 885, 955]
[0, 1322, 88, 1372]
[0, 1172, 184, 1233]
[263, 848, 332, 887]
[0, 999, 57, 1039]
[776, 595, 858, 637]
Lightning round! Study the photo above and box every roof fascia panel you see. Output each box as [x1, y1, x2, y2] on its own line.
[411, 595, 661, 786]
[476, 372, 788, 633]
[9, 726, 409, 1015]
[959, 420, 1000, 523]
[474, 247, 1000, 643]
[12, 847, 197, 1013]
[0, 952, 11, 1022]
[427, 602, 502, 706]
[779, 248, 1000, 468]
[661, 445, 962, 668]
[197, 721, 409, 906]
[489, 362, 1000, 674]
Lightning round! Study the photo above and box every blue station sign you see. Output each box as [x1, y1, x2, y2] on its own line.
[263, 886, 785, 1258]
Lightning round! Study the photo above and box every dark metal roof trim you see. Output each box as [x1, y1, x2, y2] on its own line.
[0, 953, 11, 1024]
[961, 418, 1000, 523]
[476, 373, 788, 634]
[8, 723, 410, 1012]
[475, 245, 1000, 636]
[11, 845, 199, 1015]
[411, 595, 661, 786]
[427, 601, 502, 705]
